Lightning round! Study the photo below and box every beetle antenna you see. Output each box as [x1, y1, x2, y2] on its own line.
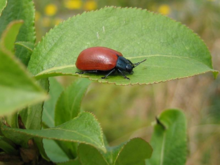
[134, 59, 146, 67]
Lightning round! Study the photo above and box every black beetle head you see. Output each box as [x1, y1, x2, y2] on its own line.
[126, 64, 134, 73]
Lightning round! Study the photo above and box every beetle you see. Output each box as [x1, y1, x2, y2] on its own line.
[75, 47, 146, 80]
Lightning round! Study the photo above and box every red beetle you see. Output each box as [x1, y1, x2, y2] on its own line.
[75, 47, 146, 80]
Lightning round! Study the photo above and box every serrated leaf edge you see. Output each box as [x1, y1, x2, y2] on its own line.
[29, 7, 218, 85]
[29, 6, 216, 71]
[35, 69, 217, 86]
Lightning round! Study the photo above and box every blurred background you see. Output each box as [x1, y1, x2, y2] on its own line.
[33, 0, 220, 164]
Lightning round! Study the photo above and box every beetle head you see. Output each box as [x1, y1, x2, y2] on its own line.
[125, 64, 134, 73]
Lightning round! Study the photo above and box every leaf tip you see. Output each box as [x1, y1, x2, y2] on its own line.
[155, 117, 166, 130]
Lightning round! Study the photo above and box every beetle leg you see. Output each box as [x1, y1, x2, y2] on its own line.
[117, 69, 130, 80]
[76, 71, 85, 74]
[76, 70, 98, 74]
[101, 69, 116, 79]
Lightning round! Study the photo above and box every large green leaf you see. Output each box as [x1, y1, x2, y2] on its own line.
[55, 78, 91, 126]
[0, 0, 7, 16]
[78, 138, 152, 165]
[147, 109, 187, 165]
[0, 21, 48, 116]
[2, 112, 106, 152]
[0, 0, 35, 65]
[28, 7, 217, 85]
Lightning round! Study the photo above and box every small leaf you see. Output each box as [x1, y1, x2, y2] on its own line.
[55, 78, 91, 126]
[114, 138, 152, 165]
[0, 136, 18, 154]
[147, 109, 187, 165]
[0, 20, 23, 52]
[2, 112, 106, 152]
[5, 113, 18, 128]
[43, 139, 69, 163]
[55, 141, 78, 160]
[43, 77, 64, 128]
[78, 144, 108, 165]
[0, 22, 48, 116]
[0, 0, 36, 65]
[78, 138, 152, 165]
[28, 7, 217, 85]
[0, 0, 7, 16]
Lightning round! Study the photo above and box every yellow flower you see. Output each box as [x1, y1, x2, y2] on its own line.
[84, 0, 97, 11]
[158, 5, 171, 15]
[35, 11, 40, 21]
[64, 0, 82, 10]
[45, 4, 57, 16]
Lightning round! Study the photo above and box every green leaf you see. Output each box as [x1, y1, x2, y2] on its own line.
[114, 138, 152, 165]
[43, 139, 69, 163]
[43, 77, 64, 128]
[55, 78, 91, 126]
[19, 79, 49, 130]
[19, 79, 50, 160]
[78, 138, 152, 165]
[0, 136, 18, 154]
[54, 78, 90, 159]
[0, 20, 23, 52]
[5, 113, 18, 128]
[15, 41, 35, 52]
[78, 144, 108, 165]
[0, 22, 48, 116]
[147, 109, 187, 165]
[6, 80, 50, 160]
[28, 7, 217, 85]
[57, 158, 81, 165]
[2, 112, 106, 152]
[42, 78, 75, 160]
[0, 0, 36, 65]
[0, 0, 7, 16]
[2, 128, 30, 148]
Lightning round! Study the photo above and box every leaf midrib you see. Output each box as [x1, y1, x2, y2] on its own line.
[3, 126, 103, 149]
[160, 131, 166, 165]
[35, 54, 211, 77]
[47, 127, 102, 146]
